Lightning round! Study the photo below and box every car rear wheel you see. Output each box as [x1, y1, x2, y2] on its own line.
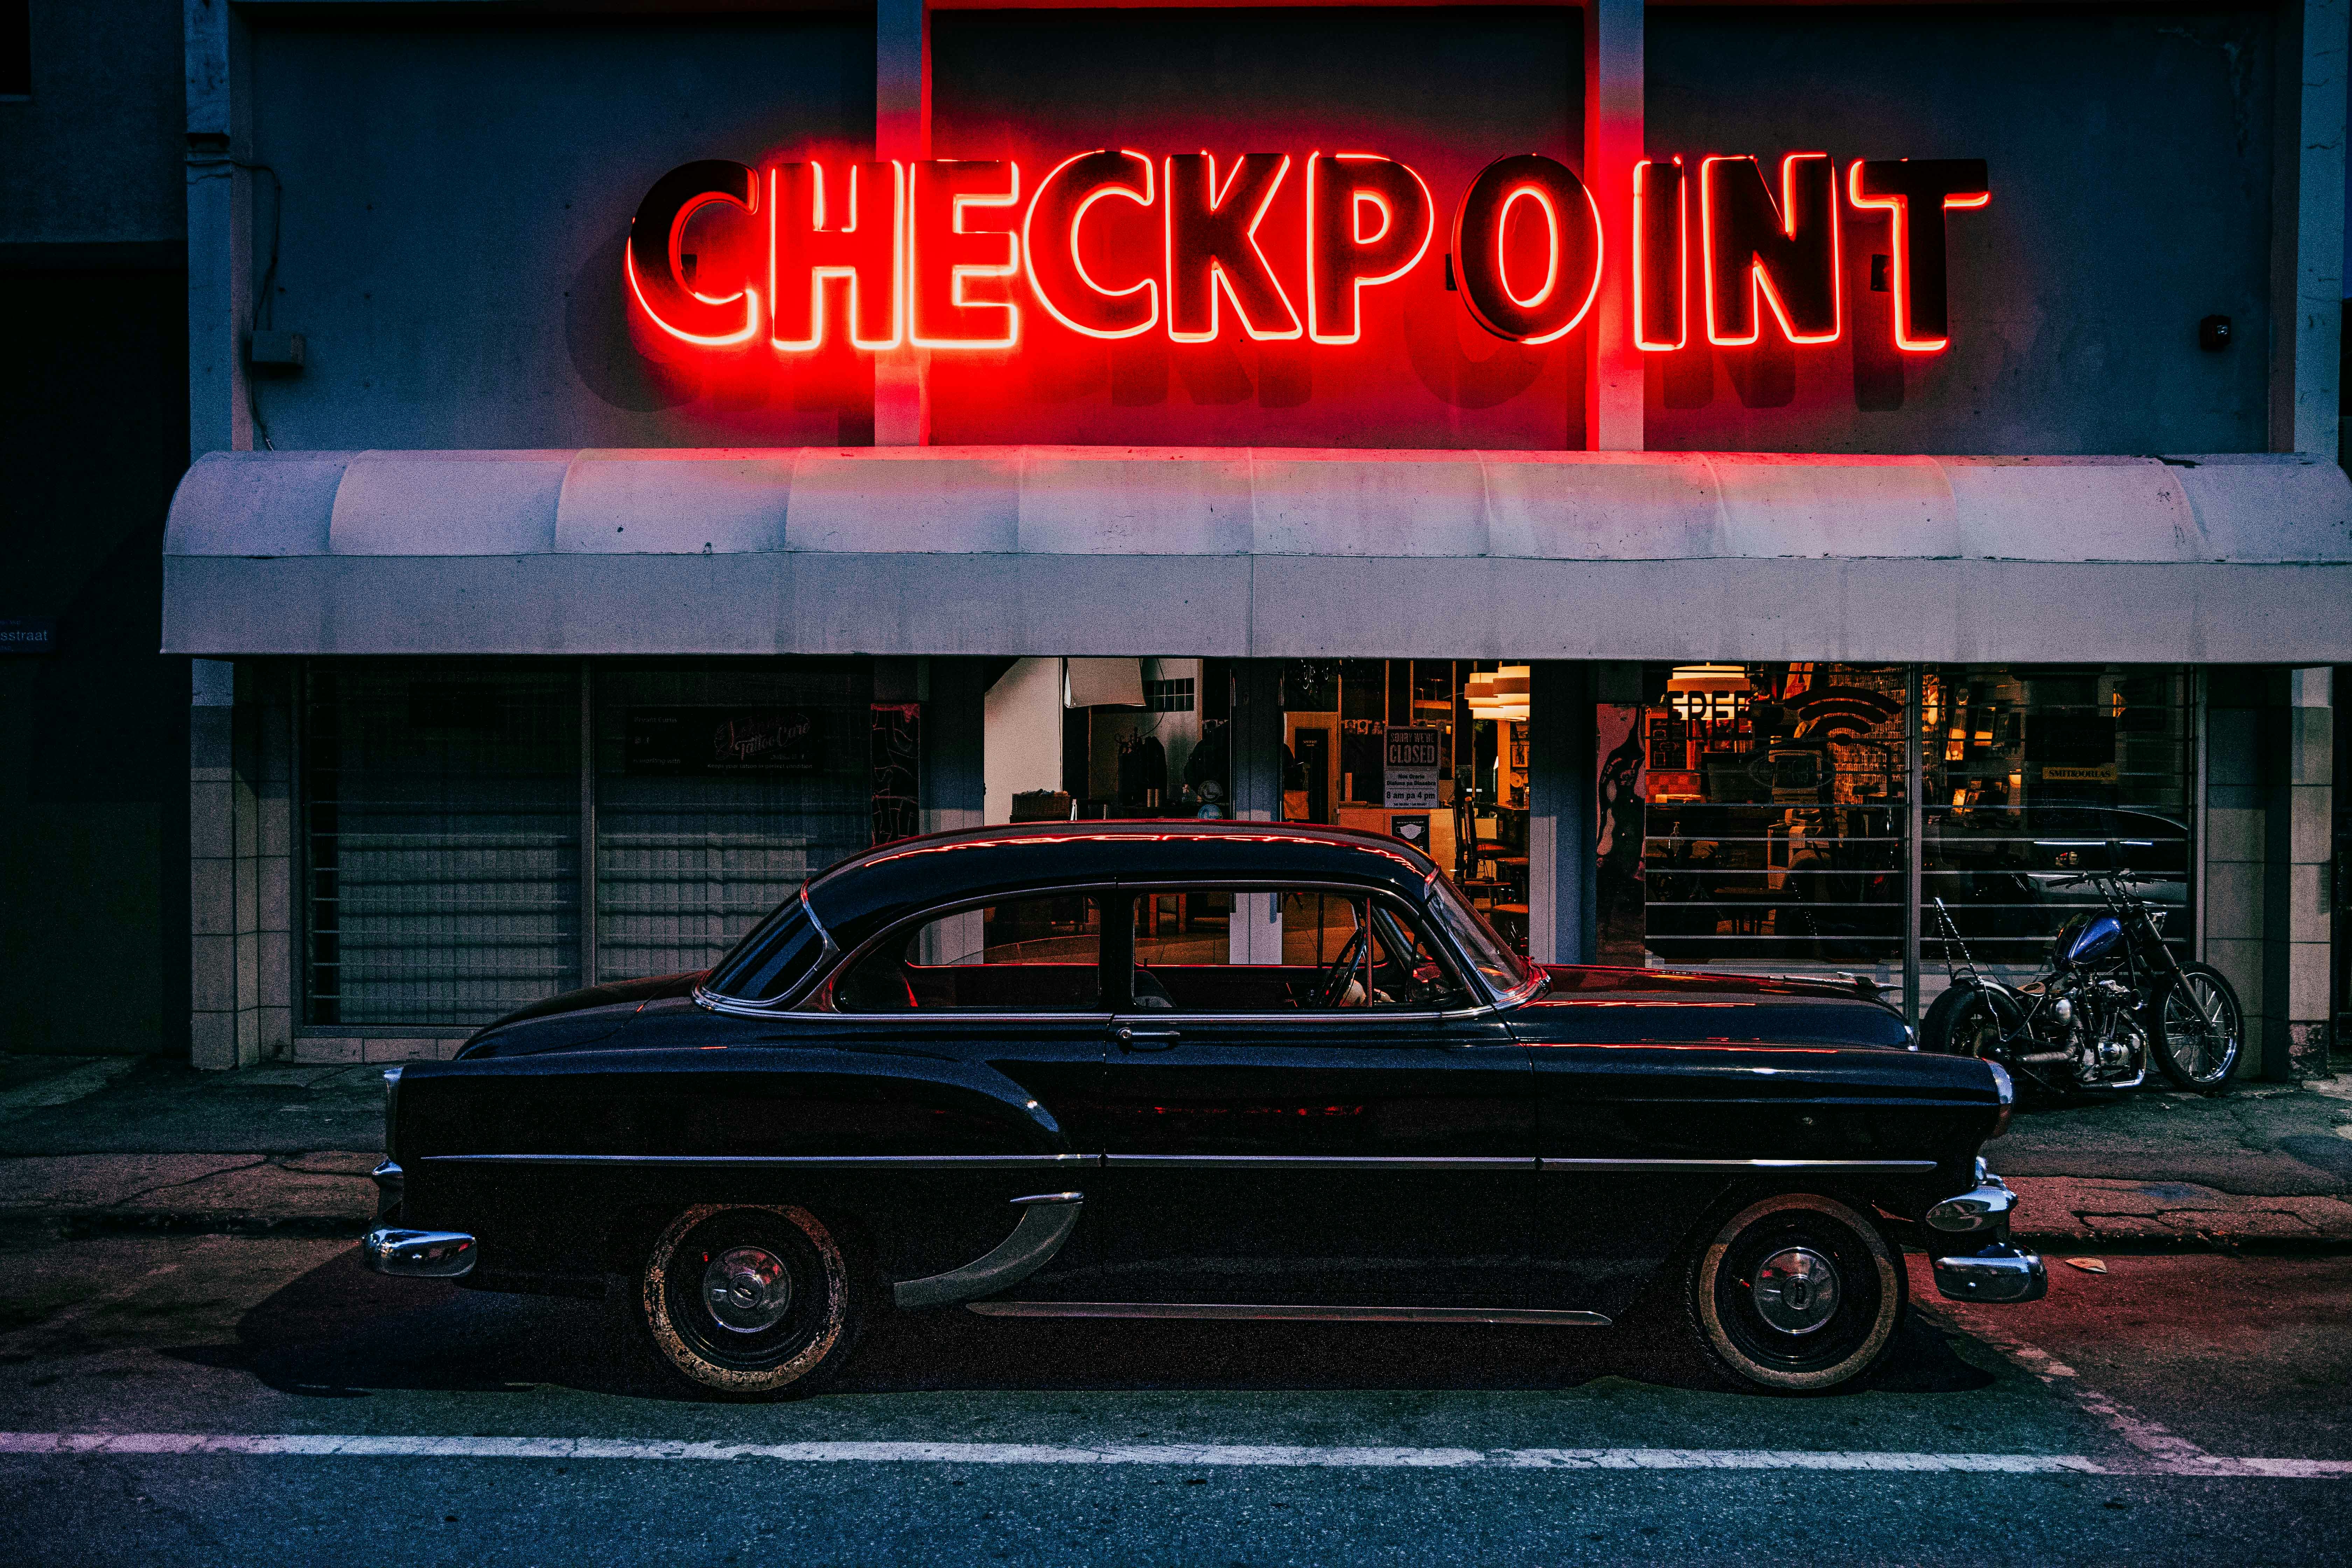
[1686, 1193, 1905, 1394]
[639, 1204, 862, 1398]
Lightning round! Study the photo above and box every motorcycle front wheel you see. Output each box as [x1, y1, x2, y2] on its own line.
[2150, 963, 2243, 1094]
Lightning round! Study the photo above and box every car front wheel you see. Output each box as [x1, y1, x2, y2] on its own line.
[639, 1204, 862, 1397]
[1686, 1193, 1905, 1394]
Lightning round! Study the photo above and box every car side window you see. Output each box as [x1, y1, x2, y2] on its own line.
[833, 894, 1103, 1012]
[1128, 887, 1470, 1012]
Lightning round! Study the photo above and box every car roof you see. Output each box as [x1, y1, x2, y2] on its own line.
[805, 820, 1443, 941]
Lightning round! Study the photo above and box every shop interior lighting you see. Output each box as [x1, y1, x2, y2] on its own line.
[1465, 665, 1531, 721]
[1667, 664, 1750, 693]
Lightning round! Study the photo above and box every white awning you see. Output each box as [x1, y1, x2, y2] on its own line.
[162, 447, 2352, 662]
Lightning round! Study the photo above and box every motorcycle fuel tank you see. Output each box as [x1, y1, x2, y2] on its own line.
[2052, 912, 2124, 968]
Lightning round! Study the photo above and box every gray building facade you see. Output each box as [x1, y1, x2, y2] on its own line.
[6, 0, 2347, 1077]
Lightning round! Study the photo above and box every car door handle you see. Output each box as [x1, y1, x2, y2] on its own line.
[1115, 1026, 1181, 1052]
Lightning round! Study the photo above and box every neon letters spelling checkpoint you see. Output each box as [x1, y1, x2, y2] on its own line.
[626, 148, 1987, 356]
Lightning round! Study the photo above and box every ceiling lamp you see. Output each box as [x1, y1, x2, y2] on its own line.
[1465, 664, 1531, 721]
[1667, 664, 1750, 694]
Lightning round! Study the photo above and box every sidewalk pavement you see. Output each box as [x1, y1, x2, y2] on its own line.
[2, 1051, 2349, 1247]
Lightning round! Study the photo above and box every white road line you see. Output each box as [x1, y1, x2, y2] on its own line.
[0, 1433, 2345, 1477]
[1919, 1304, 2224, 1471]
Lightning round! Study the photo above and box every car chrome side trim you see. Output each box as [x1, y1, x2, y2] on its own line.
[420, 1153, 1093, 1169]
[1104, 1155, 1538, 1170]
[1538, 1158, 1940, 1174]
[894, 1192, 1086, 1310]
[419, 1153, 1936, 1173]
[965, 1301, 1611, 1326]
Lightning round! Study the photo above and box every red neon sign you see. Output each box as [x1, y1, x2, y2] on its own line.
[1631, 156, 1687, 352]
[624, 146, 1989, 359]
[770, 161, 904, 352]
[910, 160, 1022, 350]
[1164, 152, 1300, 342]
[1025, 149, 1160, 340]
[1846, 158, 1991, 353]
[1450, 153, 1601, 346]
[1303, 152, 1435, 344]
[626, 160, 763, 348]
[1699, 152, 1841, 347]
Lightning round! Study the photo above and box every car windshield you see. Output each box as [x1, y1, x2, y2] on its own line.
[1421, 873, 1529, 997]
[702, 887, 830, 1004]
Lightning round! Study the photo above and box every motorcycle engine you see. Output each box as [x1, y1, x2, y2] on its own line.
[2076, 978, 2143, 1080]
[2030, 974, 2142, 1085]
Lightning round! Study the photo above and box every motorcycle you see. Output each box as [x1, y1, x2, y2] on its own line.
[1921, 864, 2244, 1096]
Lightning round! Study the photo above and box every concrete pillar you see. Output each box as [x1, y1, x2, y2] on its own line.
[1583, 0, 1643, 452]
[918, 658, 986, 962]
[2270, 0, 2347, 457]
[875, 0, 930, 446]
[922, 658, 986, 837]
[185, 0, 252, 456]
[2205, 667, 2334, 1080]
[2286, 668, 2335, 1072]
[189, 660, 292, 1070]
[1230, 660, 1285, 962]
[983, 658, 1064, 825]
[1526, 662, 1597, 965]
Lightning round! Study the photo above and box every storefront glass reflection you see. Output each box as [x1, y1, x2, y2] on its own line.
[1062, 659, 1536, 953]
[1920, 666, 2194, 999]
[1596, 663, 2196, 1003]
[1598, 665, 1909, 984]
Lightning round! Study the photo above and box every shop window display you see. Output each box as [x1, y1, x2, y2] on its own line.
[1598, 664, 1908, 984]
[1919, 666, 2194, 1001]
[1059, 659, 1534, 959]
[1596, 664, 2195, 1006]
[1286, 658, 1534, 954]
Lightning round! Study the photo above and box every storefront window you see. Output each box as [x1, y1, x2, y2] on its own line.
[593, 663, 872, 983]
[1595, 663, 2196, 1006]
[303, 658, 880, 1029]
[1920, 666, 2194, 999]
[302, 664, 581, 1026]
[1284, 658, 1533, 953]
[1597, 664, 1908, 986]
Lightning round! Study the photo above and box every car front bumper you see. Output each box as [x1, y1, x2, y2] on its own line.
[1931, 1241, 2048, 1303]
[360, 1228, 477, 1279]
[1925, 1163, 2048, 1304]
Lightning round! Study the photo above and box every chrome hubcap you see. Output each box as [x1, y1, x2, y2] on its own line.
[702, 1246, 793, 1333]
[2169, 980, 2235, 1076]
[1751, 1246, 1840, 1335]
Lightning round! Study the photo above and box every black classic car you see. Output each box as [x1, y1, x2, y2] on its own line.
[364, 821, 2043, 1397]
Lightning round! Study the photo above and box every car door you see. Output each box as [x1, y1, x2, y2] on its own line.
[824, 889, 1113, 1291]
[1085, 885, 1538, 1309]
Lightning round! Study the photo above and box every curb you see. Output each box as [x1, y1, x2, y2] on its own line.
[0, 1210, 374, 1243]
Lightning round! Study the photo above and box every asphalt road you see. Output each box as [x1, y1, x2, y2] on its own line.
[0, 1234, 2346, 1566]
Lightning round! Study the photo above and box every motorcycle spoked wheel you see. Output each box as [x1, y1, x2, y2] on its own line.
[2148, 962, 2244, 1096]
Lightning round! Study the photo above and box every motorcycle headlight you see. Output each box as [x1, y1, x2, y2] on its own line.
[1985, 1060, 2013, 1139]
